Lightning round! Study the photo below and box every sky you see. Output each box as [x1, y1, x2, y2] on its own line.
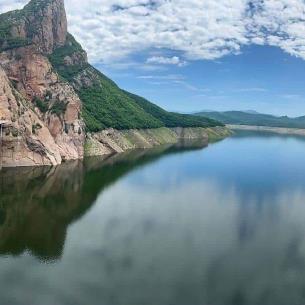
[1, 0, 305, 116]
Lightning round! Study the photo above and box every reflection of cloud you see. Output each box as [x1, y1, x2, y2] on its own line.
[71, 180, 240, 298]
[207, 189, 305, 305]
[0, 168, 304, 305]
[2, 146, 305, 304]
[63, 177, 305, 305]
[1, 134, 305, 304]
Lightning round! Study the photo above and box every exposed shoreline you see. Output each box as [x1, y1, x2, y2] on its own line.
[0, 126, 231, 168]
[85, 126, 231, 157]
[228, 124, 305, 136]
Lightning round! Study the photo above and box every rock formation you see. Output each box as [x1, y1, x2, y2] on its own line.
[0, 0, 84, 167]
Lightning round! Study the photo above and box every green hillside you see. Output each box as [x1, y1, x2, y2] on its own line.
[124, 91, 221, 129]
[196, 111, 305, 129]
[49, 34, 222, 132]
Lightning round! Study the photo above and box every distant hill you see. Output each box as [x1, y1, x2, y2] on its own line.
[196, 111, 305, 129]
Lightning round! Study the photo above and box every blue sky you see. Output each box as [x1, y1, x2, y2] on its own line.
[99, 45, 305, 117]
[2, 0, 305, 117]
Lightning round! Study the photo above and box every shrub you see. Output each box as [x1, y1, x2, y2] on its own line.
[33, 96, 48, 113]
[50, 100, 67, 116]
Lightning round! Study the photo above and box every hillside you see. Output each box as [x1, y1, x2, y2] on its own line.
[196, 111, 305, 129]
[48, 33, 221, 131]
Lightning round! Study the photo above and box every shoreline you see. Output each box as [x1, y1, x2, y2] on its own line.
[0, 126, 231, 168]
[227, 124, 305, 136]
[85, 126, 231, 157]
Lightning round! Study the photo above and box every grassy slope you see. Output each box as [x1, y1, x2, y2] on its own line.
[197, 111, 305, 129]
[77, 72, 163, 131]
[49, 34, 222, 132]
[124, 91, 221, 128]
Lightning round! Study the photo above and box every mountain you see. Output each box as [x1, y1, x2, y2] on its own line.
[48, 32, 219, 131]
[196, 110, 305, 129]
[0, 0, 223, 167]
[243, 110, 261, 114]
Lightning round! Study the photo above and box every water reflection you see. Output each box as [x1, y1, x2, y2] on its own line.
[1, 132, 305, 305]
[0, 140, 207, 261]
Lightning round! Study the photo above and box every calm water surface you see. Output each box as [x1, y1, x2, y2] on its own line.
[1, 131, 305, 305]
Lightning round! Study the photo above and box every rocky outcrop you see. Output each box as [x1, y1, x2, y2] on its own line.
[1, 0, 67, 54]
[0, 0, 84, 167]
[0, 47, 84, 166]
[0, 65, 62, 167]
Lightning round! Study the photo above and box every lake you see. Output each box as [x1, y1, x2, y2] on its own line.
[1, 131, 305, 305]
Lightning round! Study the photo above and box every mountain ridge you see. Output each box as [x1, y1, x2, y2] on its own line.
[196, 110, 305, 129]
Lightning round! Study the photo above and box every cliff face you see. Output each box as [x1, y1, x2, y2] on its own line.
[0, 65, 62, 166]
[0, 0, 67, 53]
[0, 0, 84, 167]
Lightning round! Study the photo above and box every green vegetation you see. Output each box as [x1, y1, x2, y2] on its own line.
[0, 14, 29, 51]
[23, 0, 53, 13]
[50, 100, 68, 116]
[125, 91, 222, 128]
[49, 35, 222, 132]
[32, 122, 42, 134]
[48, 34, 88, 81]
[33, 96, 48, 113]
[79, 82, 163, 131]
[196, 111, 305, 129]
[33, 95, 67, 117]
[77, 67, 222, 131]
[0, 36, 29, 51]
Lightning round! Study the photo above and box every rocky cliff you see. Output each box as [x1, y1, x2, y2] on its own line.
[0, 0, 227, 168]
[0, 0, 67, 53]
[0, 0, 84, 167]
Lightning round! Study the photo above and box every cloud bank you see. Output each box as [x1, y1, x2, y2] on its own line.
[1, 0, 305, 65]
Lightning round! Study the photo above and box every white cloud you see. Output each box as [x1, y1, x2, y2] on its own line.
[281, 94, 302, 100]
[137, 74, 185, 81]
[1, 0, 305, 66]
[136, 74, 211, 92]
[146, 56, 187, 67]
[0, 0, 26, 12]
[248, 0, 305, 59]
[233, 87, 268, 93]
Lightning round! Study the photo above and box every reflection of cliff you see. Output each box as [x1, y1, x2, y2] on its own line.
[0, 141, 207, 261]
